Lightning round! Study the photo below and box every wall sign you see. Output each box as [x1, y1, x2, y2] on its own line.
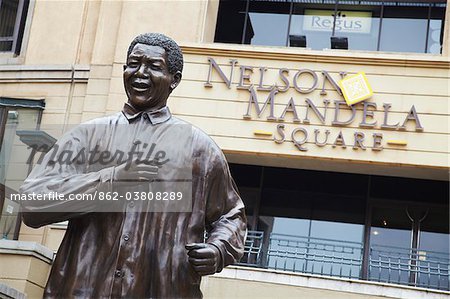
[303, 10, 373, 34]
[204, 58, 424, 152]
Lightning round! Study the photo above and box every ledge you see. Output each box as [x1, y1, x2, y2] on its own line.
[0, 240, 54, 264]
[215, 266, 450, 299]
[0, 64, 90, 83]
[179, 42, 450, 69]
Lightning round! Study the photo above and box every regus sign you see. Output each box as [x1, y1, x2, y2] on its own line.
[303, 10, 372, 34]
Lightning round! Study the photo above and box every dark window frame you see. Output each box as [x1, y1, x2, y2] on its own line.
[0, 97, 44, 240]
[216, 0, 447, 54]
[0, 0, 30, 54]
[230, 163, 449, 289]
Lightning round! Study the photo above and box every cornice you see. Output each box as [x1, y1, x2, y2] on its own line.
[180, 43, 450, 69]
[0, 64, 90, 83]
[0, 240, 54, 264]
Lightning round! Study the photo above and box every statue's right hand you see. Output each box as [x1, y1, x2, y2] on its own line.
[113, 161, 159, 182]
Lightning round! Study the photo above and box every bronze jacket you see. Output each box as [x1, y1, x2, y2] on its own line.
[20, 106, 247, 298]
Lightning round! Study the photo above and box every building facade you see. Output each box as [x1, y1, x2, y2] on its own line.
[0, 0, 449, 298]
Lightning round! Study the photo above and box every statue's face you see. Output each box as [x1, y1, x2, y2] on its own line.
[123, 43, 179, 110]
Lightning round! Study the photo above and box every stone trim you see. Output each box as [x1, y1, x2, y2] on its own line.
[0, 240, 53, 264]
[179, 43, 450, 69]
[0, 65, 90, 83]
[216, 266, 450, 299]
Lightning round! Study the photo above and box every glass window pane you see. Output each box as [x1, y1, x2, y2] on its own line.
[214, 0, 248, 44]
[307, 220, 364, 278]
[370, 175, 448, 205]
[370, 206, 412, 284]
[428, 19, 443, 54]
[0, 41, 13, 52]
[0, 0, 19, 38]
[239, 187, 259, 230]
[379, 5, 429, 53]
[246, 0, 290, 46]
[427, 5, 446, 54]
[261, 218, 364, 276]
[311, 220, 364, 243]
[418, 208, 449, 290]
[333, 4, 381, 51]
[272, 217, 310, 237]
[262, 216, 311, 271]
[290, 3, 337, 50]
[0, 108, 40, 239]
[257, 164, 367, 276]
[229, 163, 263, 230]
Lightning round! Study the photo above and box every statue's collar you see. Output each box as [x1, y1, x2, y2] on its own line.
[122, 102, 172, 124]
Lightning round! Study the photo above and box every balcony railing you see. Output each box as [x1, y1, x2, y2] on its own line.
[237, 230, 264, 266]
[266, 233, 363, 279]
[370, 244, 450, 290]
[238, 231, 450, 291]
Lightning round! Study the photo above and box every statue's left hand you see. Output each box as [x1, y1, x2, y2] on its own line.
[185, 243, 221, 276]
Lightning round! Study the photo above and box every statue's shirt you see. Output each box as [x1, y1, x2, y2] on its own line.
[20, 105, 246, 298]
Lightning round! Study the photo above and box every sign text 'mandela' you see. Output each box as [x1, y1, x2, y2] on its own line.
[203, 57, 424, 151]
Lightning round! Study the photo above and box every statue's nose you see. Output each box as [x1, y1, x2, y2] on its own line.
[136, 64, 149, 78]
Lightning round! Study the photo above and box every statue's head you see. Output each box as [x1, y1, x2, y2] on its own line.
[123, 33, 183, 111]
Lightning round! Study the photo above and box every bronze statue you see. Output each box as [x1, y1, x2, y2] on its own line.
[20, 33, 247, 298]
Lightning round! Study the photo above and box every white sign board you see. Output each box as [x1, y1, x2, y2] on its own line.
[303, 10, 373, 34]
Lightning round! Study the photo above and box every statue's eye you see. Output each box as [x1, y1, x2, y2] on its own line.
[150, 63, 162, 70]
[127, 61, 139, 67]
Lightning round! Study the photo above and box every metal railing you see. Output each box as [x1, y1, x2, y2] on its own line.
[238, 231, 450, 291]
[237, 230, 264, 267]
[266, 233, 363, 279]
[370, 245, 450, 291]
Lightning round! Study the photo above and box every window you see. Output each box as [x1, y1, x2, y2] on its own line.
[331, 3, 381, 51]
[0, 98, 45, 240]
[290, 3, 339, 51]
[230, 163, 450, 290]
[246, 0, 291, 46]
[379, 3, 446, 53]
[214, 0, 447, 54]
[230, 164, 368, 277]
[0, 0, 30, 54]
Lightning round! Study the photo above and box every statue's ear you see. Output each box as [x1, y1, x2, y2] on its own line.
[170, 71, 182, 91]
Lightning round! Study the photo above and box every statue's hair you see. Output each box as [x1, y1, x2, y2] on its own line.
[127, 33, 183, 74]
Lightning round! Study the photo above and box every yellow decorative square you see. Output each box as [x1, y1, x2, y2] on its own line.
[338, 72, 373, 106]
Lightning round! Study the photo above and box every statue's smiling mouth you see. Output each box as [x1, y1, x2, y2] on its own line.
[131, 80, 151, 92]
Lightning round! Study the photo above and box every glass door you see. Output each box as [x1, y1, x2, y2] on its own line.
[368, 202, 450, 290]
[369, 205, 413, 285]
[0, 107, 41, 239]
[417, 208, 450, 290]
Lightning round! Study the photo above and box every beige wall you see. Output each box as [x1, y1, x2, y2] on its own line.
[19, 223, 66, 253]
[0, 241, 53, 299]
[204, 277, 386, 299]
[103, 43, 450, 180]
[0, 253, 48, 298]
[21, 0, 214, 66]
[25, 0, 87, 65]
[201, 267, 450, 299]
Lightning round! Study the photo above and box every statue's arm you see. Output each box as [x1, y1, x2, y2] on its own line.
[204, 151, 247, 272]
[19, 128, 114, 228]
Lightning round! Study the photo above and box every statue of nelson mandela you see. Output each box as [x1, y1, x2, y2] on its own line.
[20, 32, 247, 298]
